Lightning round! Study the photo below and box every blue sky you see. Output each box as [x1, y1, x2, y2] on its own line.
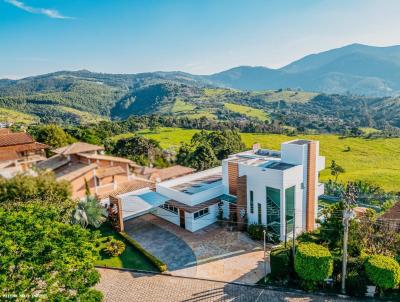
[1, 0, 400, 78]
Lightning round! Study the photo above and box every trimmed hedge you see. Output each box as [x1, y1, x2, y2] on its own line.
[119, 232, 168, 272]
[270, 246, 292, 279]
[365, 255, 400, 289]
[295, 243, 333, 283]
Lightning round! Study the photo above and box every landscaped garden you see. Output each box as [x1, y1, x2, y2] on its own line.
[94, 223, 157, 271]
[257, 190, 400, 298]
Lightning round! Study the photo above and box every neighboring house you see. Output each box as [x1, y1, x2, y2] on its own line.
[0, 128, 48, 178]
[378, 202, 400, 231]
[108, 140, 325, 240]
[134, 165, 195, 182]
[37, 142, 141, 199]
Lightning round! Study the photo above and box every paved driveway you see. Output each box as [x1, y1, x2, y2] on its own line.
[96, 268, 351, 302]
[124, 216, 196, 270]
[124, 214, 271, 284]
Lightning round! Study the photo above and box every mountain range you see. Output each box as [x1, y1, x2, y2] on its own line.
[3, 43, 400, 96]
[0, 43, 400, 130]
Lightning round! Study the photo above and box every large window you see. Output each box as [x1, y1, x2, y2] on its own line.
[250, 190, 254, 214]
[193, 207, 209, 220]
[266, 187, 281, 235]
[257, 203, 262, 224]
[285, 186, 295, 234]
[160, 204, 178, 214]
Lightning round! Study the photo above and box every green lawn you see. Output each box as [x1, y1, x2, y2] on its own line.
[134, 127, 400, 192]
[95, 223, 157, 271]
[171, 98, 195, 113]
[224, 103, 269, 121]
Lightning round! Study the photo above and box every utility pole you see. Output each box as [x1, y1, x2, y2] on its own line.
[341, 182, 357, 295]
[263, 229, 267, 282]
[341, 209, 352, 294]
[292, 208, 296, 264]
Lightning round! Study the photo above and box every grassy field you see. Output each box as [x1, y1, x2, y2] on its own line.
[224, 103, 269, 121]
[132, 127, 400, 192]
[171, 98, 195, 113]
[256, 90, 318, 103]
[95, 223, 157, 271]
[59, 106, 108, 124]
[0, 107, 38, 123]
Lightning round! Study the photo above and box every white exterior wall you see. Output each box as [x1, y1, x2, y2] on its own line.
[153, 207, 180, 226]
[184, 203, 219, 232]
[156, 167, 223, 207]
[239, 164, 284, 227]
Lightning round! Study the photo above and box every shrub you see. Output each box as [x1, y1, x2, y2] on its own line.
[365, 255, 400, 289]
[270, 246, 292, 279]
[346, 270, 368, 297]
[119, 232, 168, 272]
[294, 243, 333, 288]
[247, 223, 264, 240]
[104, 239, 126, 257]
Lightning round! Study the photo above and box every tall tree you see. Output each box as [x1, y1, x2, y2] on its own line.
[0, 204, 103, 301]
[29, 124, 75, 148]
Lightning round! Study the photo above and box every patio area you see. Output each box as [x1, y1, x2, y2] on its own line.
[124, 214, 272, 284]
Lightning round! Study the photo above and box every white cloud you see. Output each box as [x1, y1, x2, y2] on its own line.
[5, 0, 73, 19]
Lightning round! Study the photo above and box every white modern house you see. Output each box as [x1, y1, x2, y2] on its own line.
[105, 140, 325, 240]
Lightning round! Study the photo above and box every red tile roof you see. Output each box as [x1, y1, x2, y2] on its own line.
[96, 166, 126, 178]
[53, 142, 104, 155]
[148, 165, 195, 182]
[96, 178, 155, 199]
[0, 132, 34, 147]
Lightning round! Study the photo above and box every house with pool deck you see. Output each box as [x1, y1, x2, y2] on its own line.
[104, 139, 325, 240]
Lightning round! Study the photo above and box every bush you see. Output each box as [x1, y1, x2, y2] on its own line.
[294, 243, 333, 289]
[365, 255, 400, 290]
[270, 246, 292, 279]
[103, 239, 126, 256]
[119, 232, 168, 272]
[346, 270, 368, 297]
[247, 223, 264, 240]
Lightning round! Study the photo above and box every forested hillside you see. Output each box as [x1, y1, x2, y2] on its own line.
[0, 70, 400, 132]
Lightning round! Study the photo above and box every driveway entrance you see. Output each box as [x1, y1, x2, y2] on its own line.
[124, 214, 271, 284]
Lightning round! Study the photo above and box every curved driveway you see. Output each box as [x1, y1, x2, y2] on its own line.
[124, 217, 196, 271]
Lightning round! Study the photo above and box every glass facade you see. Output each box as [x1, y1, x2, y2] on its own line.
[266, 187, 281, 235]
[250, 190, 254, 214]
[285, 186, 295, 234]
[257, 203, 262, 224]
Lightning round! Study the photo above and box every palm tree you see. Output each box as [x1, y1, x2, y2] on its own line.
[72, 197, 107, 228]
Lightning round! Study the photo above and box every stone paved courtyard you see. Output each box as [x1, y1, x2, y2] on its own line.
[124, 214, 271, 283]
[96, 268, 353, 302]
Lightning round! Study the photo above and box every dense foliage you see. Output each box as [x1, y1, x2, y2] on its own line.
[0, 204, 103, 300]
[0, 172, 70, 202]
[270, 246, 292, 279]
[107, 135, 169, 167]
[176, 130, 244, 170]
[294, 243, 333, 286]
[365, 255, 400, 289]
[29, 124, 75, 148]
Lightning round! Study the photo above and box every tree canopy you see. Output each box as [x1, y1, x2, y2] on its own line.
[0, 204, 103, 301]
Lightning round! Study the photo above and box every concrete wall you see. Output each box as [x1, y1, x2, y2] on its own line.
[153, 207, 180, 226]
[185, 203, 219, 232]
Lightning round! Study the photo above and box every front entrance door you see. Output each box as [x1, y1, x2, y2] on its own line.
[179, 209, 185, 228]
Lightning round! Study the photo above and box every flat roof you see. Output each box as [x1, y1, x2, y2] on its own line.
[120, 189, 170, 220]
[289, 139, 310, 145]
[264, 161, 297, 171]
[172, 173, 222, 195]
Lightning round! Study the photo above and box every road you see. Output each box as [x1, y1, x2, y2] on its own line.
[96, 268, 355, 302]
